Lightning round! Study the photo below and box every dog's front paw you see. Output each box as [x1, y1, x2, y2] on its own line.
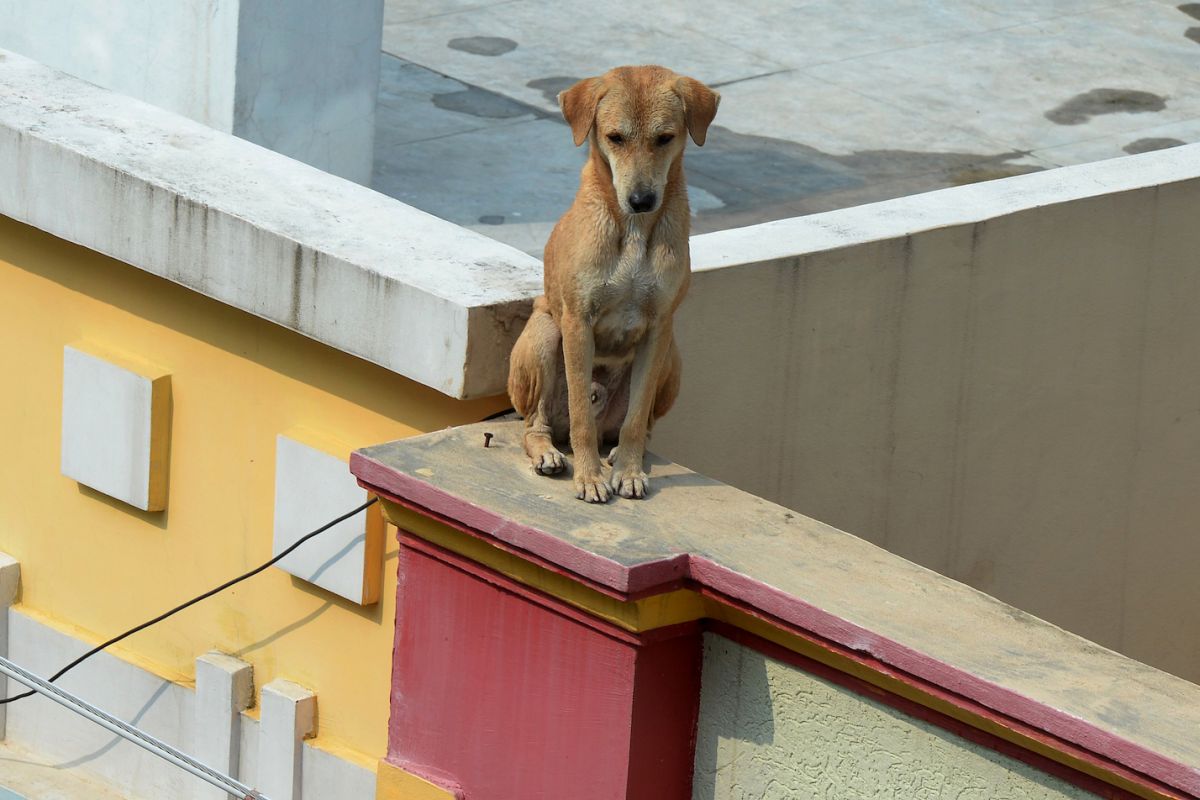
[533, 449, 566, 475]
[610, 466, 649, 499]
[575, 471, 612, 504]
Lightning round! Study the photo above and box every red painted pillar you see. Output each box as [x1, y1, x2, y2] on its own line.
[387, 533, 702, 800]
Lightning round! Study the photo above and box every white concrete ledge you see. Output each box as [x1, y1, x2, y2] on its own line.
[0, 49, 541, 399]
[690, 142, 1200, 270]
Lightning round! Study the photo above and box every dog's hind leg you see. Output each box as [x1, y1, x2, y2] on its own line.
[507, 297, 567, 475]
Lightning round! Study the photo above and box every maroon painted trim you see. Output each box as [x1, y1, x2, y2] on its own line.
[391, 536, 703, 799]
[401, 530, 700, 648]
[626, 632, 703, 800]
[401, 531, 643, 645]
[354, 452, 690, 595]
[706, 621, 1177, 800]
[354, 452, 1200, 798]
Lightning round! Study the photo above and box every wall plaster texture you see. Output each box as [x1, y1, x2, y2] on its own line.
[694, 634, 1097, 800]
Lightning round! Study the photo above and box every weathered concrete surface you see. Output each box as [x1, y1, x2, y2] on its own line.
[0, 0, 385, 183]
[652, 143, 1200, 687]
[694, 634, 1096, 800]
[376, 0, 1200, 253]
[0, 0, 240, 130]
[352, 421, 1200, 797]
[232, 0, 385, 183]
[0, 740, 131, 800]
[0, 50, 541, 398]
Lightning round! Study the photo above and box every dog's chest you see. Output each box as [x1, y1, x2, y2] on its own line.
[590, 232, 662, 360]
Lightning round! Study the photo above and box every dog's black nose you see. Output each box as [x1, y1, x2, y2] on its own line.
[628, 189, 657, 213]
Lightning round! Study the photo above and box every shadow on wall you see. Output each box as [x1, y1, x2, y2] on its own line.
[47, 683, 172, 770]
[692, 634, 775, 800]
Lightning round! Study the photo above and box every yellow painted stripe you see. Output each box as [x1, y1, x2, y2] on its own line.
[376, 760, 458, 800]
[385, 502, 1172, 800]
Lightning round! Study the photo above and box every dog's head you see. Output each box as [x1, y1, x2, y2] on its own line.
[559, 66, 719, 216]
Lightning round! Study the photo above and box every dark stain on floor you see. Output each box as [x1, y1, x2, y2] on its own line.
[1179, 3, 1200, 20]
[376, 60, 1051, 239]
[1123, 137, 1187, 154]
[1044, 89, 1167, 125]
[432, 87, 530, 119]
[527, 76, 580, 107]
[1187, 27, 1200, 44]
[685, 125, 1042, 209]
[448, 36, 518, 56]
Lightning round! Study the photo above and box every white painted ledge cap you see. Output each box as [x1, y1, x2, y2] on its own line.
[0, 49, 542, 399]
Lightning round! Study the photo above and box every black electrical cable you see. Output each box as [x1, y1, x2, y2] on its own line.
[0, 497, 378, 706]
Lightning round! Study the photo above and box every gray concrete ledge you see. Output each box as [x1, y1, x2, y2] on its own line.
[0, 49, 541, 399]
[690, 141, 1200, 270]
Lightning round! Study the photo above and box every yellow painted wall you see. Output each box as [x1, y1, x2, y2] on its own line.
[0, 215, 507, 763]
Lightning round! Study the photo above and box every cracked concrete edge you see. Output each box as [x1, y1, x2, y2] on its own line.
[0, 49, 543, 399]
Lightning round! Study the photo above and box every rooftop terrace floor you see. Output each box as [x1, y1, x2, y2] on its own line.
[372, 0, 1200, 255]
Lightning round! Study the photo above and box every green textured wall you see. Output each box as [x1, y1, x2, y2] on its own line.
[693, 635, 1097, 799]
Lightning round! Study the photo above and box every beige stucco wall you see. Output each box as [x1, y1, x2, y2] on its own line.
[657, 153, 1200, 684]
[694, 634, 1096, 800]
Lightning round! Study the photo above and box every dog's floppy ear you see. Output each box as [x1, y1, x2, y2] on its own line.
[559, 77, 606, 147]
[675, 76, 720, 146]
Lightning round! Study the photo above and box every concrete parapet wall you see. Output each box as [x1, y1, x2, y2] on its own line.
[0, 49, 541, 399]
[657, 144, 1200, 684]
[353, 422, 1200, 800]
[0, 0, 385, 183]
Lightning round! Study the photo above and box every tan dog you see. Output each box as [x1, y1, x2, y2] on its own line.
[507, 65, 719, 503]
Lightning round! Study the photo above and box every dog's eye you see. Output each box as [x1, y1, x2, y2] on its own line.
[607, 133, 625, 145]
[656, 133, 675, 146]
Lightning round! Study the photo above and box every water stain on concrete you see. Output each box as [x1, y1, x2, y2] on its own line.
[1187, 27, 1200, 44]
[1178, 3, 1200, 20]
[1123, 137, 1186, 154]
[433, 87, 529, 119]
[478, 215, 506, 225]
[686, 125, 1041, 209]
[448, 36, 518, 56]
[527, 76, 580, 107]
[1044, 89, 1167, 125]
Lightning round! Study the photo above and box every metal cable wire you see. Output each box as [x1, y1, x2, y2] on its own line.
[0, 496, 378, 706]
[0, 655, 265, 798]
